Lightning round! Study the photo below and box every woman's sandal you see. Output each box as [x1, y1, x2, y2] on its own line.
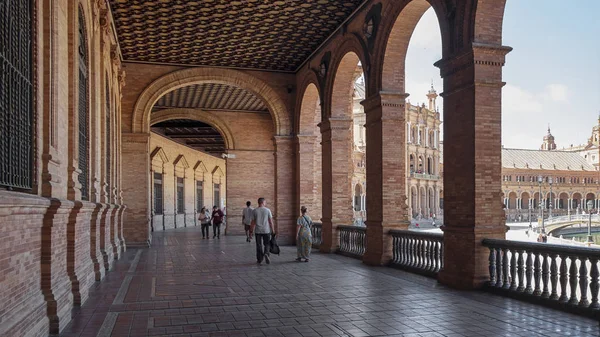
[295, 257, 302, 262]
[304, 259, 310, 262]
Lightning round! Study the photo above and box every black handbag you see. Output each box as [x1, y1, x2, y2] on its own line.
[269, 234, 280, 255]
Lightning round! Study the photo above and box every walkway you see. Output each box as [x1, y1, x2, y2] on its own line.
[61, 227, 600, 337]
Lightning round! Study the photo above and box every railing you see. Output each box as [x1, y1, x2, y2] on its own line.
[389, 230, 444, 277]
[338, 225, 366, 258]
[410, 172, 440, 180]
[546, 214, 600, 225]
[311, 222, 322, 249]
[483, 239, 600, 317]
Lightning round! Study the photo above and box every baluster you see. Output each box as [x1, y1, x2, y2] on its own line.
[495, 248, 503, 288]
[440, 240, 444, 270]
[489, 247, 497, 286]
[434, 241, 442, 273]
[416, 237, 422, 269]
[558, 254, 569, 303]
[541, 253, 550, 298]
[427, 239, 434, 272]
[419, 238, 425, 270]
[510, 248, 518, 291]
[406, 237, 412, 267]
[517, 249, 525, 292]
[400, 236, 406, 265]
[392, 236, 398, 263]
[590, 258, 600, 309]
[568, 256, 580, 305]
[579, 256, 590, 307]
[550, 253, 559, 300]
[502, 248, 510, 290]
[525, 250, 533, 294]
[533, 251, 542, 296]
[410, 238, 417, 267]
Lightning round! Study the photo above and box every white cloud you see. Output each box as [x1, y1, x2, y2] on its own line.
[502, 84, 543, 113]
[543, 84, 569, 102]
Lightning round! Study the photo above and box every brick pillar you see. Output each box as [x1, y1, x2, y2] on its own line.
[361, 93, 410, 265]
[436, 43, 512, 289]
[274, 136, 296, 244]
[121, 133, 152, 247]
[319, 118, 353, 253]
[296, 134, 321, 225]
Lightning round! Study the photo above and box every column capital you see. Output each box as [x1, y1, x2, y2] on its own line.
[434, 43, 512, 78]
[360, 91, 410, 113]
[318, 117, 352, 133]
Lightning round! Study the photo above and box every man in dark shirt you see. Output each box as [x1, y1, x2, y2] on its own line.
[212, 206, 224, 239]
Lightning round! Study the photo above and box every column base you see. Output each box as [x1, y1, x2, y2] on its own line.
[362, 220, 409, 266]
[438, 226, 505, 290]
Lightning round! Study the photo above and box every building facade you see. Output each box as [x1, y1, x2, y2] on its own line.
[351, 81, 443, 223]
[502, 126, 600, 222]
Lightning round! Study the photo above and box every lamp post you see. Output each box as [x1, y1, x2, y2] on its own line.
[548, 177, 553, 220]
[587, 200, 595, 244]
[538, 175, 545, 234]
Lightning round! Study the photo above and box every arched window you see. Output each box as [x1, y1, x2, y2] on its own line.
[0, 0, 33, 189]
[354, 184, 362, 211]
[78, 10, 90, 200]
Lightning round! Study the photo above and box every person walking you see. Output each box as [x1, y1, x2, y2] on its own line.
[198, 206, 211, 239]
[242, 201, 254, 242]
[211, 205, 224, 239]
[295, 206, 313, 262]
[250, 197, 275, 264]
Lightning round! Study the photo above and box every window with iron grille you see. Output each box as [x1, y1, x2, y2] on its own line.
[0, 0, 33, 189]
[105, 79, 111, 202]
[214, 183, 220, 208]
[77, 10, 89, 200]
[196, 180, 203, 211]
[177, 177, 184, 214]
[153, 172, 163, 214]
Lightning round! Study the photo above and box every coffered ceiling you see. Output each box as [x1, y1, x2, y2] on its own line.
[152, 83, 268, 113]
[151, 119, 225, 156]
[109, 0, 366, 72]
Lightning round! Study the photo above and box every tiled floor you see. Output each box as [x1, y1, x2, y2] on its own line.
[61, 227, 600, 337]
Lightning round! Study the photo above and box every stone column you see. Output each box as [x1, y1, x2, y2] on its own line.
[361, 92, 410, 265]
[274, 136, 296, 244]
[319, 118, 353, 253]
[436, 43, 512, 289]
[121, 133, 152, 247]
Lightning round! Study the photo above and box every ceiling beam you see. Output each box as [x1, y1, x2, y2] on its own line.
[166, 134, 223, 139]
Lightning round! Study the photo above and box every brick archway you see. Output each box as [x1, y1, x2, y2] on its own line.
[150, 108, 236, 151]
[132, 68, 291, 135]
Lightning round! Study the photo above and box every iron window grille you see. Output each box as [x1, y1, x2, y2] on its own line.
[0, 0, 33, 190]
[196, 180, 203, 211]
[177, 177, 184, 214]
[153, 172, 163, 214]
[77, 10, 89, 200]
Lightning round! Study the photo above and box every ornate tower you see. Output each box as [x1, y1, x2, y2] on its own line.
[426, 81, 438, 111]
[541, 125, 557, 151]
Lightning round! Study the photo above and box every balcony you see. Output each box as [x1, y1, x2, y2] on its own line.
[410, 172, 440, 180]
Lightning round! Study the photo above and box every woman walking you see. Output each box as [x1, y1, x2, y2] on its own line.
[295, 206, 313, 262]
[199, 207, 211, 239]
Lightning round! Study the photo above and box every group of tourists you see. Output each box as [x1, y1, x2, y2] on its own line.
[242, 198, 314, 264]
[198, 205, 225, 239]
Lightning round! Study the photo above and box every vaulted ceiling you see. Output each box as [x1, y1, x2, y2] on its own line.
[109, 0, 366, 72]
[151, 119, 225, 156]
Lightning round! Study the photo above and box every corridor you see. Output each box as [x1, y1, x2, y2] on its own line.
[60, 228, 599, 337]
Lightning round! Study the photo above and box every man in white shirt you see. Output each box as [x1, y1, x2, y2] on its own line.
[250, 197, 275, 264]
[242, 201, 254, 242]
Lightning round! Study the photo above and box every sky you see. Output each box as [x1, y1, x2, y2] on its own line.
[405, 0, 600, 150]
